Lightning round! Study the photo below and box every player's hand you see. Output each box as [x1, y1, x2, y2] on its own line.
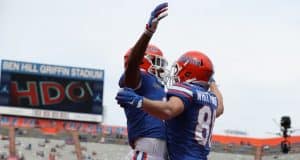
[145, 2, 168, 35]
[115, 88, 143, 108]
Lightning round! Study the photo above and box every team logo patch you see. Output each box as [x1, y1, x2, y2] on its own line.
[179, 56, 203, 66]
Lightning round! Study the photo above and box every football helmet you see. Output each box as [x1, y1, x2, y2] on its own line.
[171, 50, 214, 85]
[124, 44, 168, 84]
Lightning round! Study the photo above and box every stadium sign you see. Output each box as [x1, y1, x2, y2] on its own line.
[224, 129, 248, 136]
[0, 60, 104, 122]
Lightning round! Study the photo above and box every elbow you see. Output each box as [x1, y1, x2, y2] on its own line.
[157, 109, 174, 120]
[160, 112, 173, 120]
[217, 109, 224, 118]
[216, 104, 224, 118]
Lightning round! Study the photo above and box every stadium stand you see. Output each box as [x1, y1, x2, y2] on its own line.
[1, 125, 300, 160]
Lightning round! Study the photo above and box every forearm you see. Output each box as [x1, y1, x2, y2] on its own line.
[210, 83, 224, 117]
[142, 96, 184, 120]
[142, 98, 173, 120]
[127, 31, 152, 69]
[124, 2, 168, 88]
[124, 31, 152, 88]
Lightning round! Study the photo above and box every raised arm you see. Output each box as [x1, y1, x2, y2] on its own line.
[124, 2, 168, 88]
[209, 81, 224, 118]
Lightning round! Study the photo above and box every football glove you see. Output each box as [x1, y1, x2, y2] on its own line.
[115, 87, 143, 108]
[145, 2, 168, 35]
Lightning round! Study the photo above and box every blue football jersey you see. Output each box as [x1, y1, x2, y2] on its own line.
[119, 71, 166, 147]
[166, 83, 218, 160]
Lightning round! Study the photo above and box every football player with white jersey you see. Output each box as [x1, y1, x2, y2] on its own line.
[116, 51, 224, 160]
[118, 2, 169, 160]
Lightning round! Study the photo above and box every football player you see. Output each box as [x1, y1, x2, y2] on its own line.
[118, 2, 169, 160]
[116, 51, 224, 160]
